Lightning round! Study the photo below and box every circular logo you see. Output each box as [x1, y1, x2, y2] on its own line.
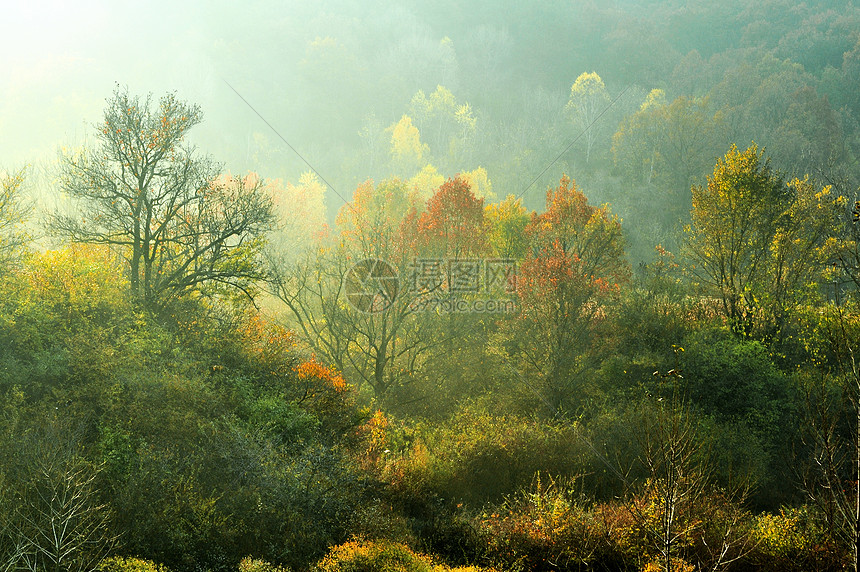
[344, 259, 399, 313]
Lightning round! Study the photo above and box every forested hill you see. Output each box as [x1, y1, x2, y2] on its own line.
[2, 1, 860, 571]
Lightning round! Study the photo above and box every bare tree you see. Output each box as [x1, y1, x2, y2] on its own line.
[268, 178, 448, 399]
[50, 86, 274, 308]
[803, 302, 860, 571]
[270, 244, 441, 398]
[634, 367, 707, 572]
[0, 168, 31, 268]
[1, 420, 115, 572]
[631, 351, 754, 572]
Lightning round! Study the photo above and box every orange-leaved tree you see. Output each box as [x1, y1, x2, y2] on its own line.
[505, 174, 629, 414]
[416, 175, 487, 259]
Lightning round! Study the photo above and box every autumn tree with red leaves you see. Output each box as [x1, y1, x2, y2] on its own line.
[416, 175, 487, 258]
[406, 176, 495, 401]
[504, 174, 629, 414]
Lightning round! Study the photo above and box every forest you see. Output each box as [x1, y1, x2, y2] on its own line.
[3, 0, 860, 571]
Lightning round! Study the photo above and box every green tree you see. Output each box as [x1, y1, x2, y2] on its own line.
[831, 196, 860, 294]
[842, 37, 860, 118]
[611, 94, 726, 220]
[770, 86, 844, 177]
[51, 87, 274, 308]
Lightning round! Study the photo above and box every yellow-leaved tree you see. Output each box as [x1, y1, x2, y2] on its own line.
[485, 194, 530, 260]
[387, 115, 428, 174]
[565, 72, 610, 164]
[409, 164, 445, 200]
[460, 167, 494, 201]
[684, 144, 839, 339]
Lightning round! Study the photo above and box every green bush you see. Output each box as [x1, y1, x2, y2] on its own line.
[681, 328, 800, 508]
[386, 408, 590, 507]
[377, 408, 594, 566]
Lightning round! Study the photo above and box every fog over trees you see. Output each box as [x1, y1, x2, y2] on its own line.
[4, 1, 860, 571]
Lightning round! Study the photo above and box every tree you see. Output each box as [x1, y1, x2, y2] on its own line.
[803, 304, 860, 572]
[408, 85, 476, 168]
[632, 358, 754, 572]
[0, 416, 114, 572]
[771, 86, 844, 177]
[416, 175, 486, 258]
[612, 94, 725, 195]
[386, 115, 428, 175]
[767, 175, 840, 336]
[828, 186, 860, 294]
[774, 8, 860, 77]
[842, 37, 860, 118]
[565, 72, 611, 164]
[409, 164, 446, 199]
[611, 89, 668, 185]
[272, 179, 437, 398]
[504, 175, 629, 413]
[636, 374, 708, 572]
[51, 87, 274, 308]
[688, 143, 783, 334]
[409, 176, 494, 403]
[267, 172, 328, 265]
[485, 195, 530, 260]
[459, 166, 493, 201]
[0, 168, 30, 268]
[684, 144, 838, 338]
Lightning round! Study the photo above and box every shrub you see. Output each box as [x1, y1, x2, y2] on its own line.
[475, 474, 606, 571]
[385, 408, 590, 507]
[682, 328, 800, 508]
[312, 539, 499, 572]
[99, 556, 173, 572]
[313, 539, 436, 572]
[640, 557, 696, 572]
[749, 506, 842, 571]
[238, 556, 291, 572]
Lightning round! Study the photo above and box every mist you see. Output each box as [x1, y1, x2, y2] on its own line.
[3, 2, 860, 569]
